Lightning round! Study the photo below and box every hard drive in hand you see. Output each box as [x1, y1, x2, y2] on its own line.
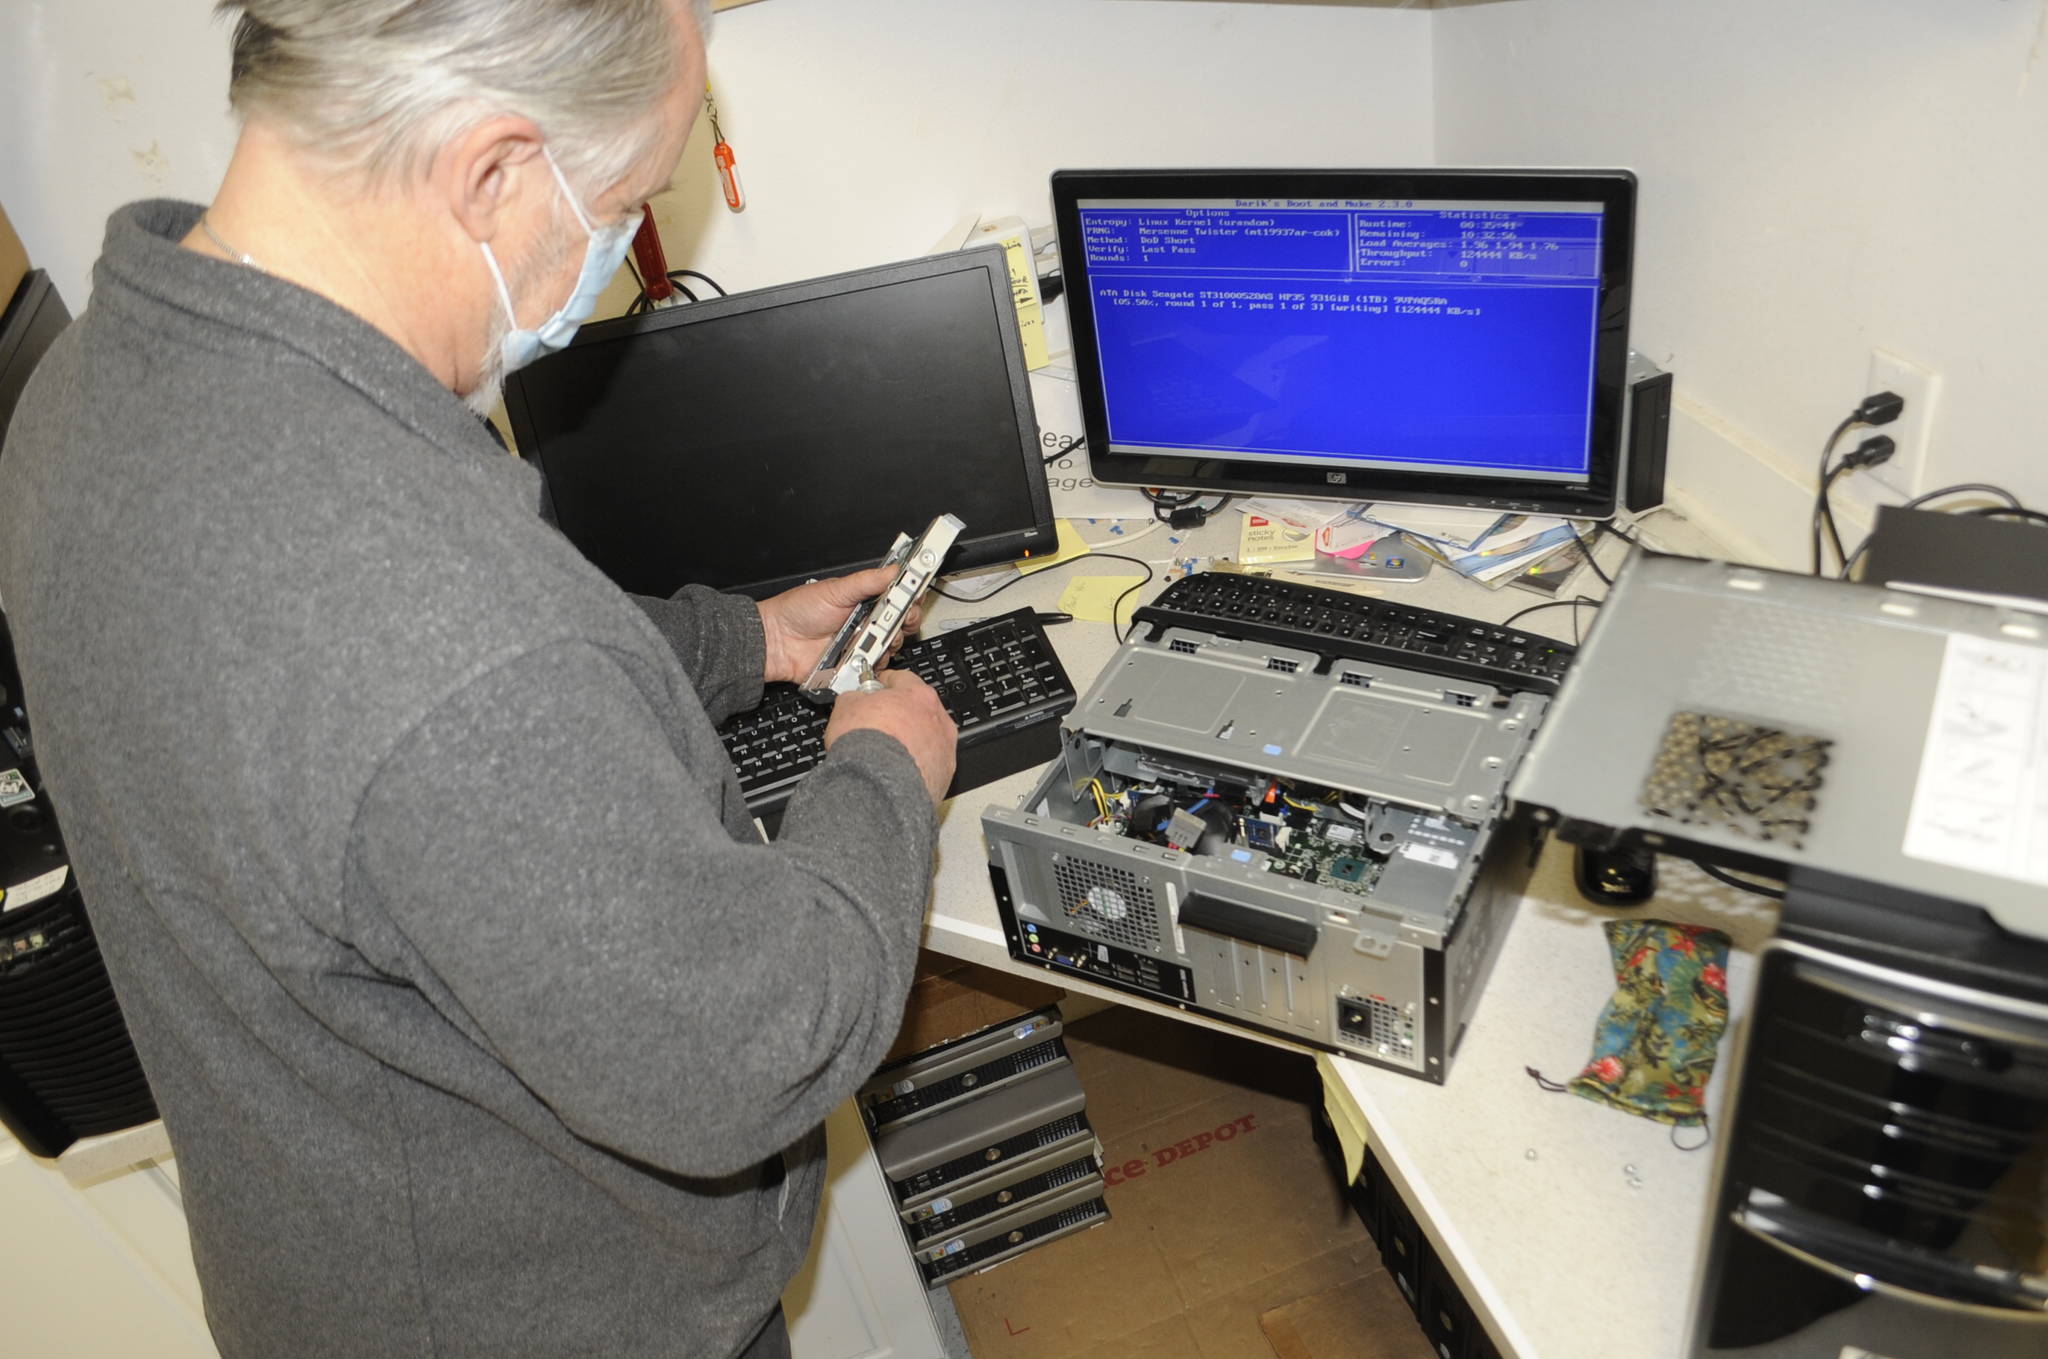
[800, 513, 965, 702]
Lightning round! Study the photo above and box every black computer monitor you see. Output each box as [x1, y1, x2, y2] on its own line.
[1051, 168, 1637, 520]
[504, 246, 1058, 599]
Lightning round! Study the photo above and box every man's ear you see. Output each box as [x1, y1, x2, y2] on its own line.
[441, 115, 547, 246]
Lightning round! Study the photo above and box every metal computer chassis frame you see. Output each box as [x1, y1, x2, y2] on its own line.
[982, 624, 1549, 1082]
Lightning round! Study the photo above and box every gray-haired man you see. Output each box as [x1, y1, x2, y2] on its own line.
[0, 2, 956, 1356]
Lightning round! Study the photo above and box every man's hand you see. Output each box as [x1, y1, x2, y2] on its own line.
[757, 566, 925, 686]
[825, 671, 957, 804]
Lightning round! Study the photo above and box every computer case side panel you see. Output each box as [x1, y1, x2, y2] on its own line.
[1442, 803, 1547, 1069]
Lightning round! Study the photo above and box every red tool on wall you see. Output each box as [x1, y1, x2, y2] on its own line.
[706, 84, 744, 213]
[629, 205, 679, 308]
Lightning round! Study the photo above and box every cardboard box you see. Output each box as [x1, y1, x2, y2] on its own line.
[947, 1008, 1434, 1359]
[1258, 1275, 1429, 1359]
[0, 202, 28, 310]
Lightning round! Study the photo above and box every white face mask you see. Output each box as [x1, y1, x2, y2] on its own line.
[478, 147, 637, 374]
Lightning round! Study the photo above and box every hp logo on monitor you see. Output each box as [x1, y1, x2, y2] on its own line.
[1326, 472, 1349, 485]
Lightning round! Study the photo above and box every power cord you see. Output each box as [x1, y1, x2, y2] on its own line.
[622, 262, 729, 316]
[1965, 505, 2048, 526]
[932, 550, 1157, 643]
[1143, 487, 1230, 529]
[1816, 434, 1897, 570]
[1574, 525, 1615, 588]
[1042, 435, 1084, 467]
[1810, 414, 1860, 576]
[669, 269, 726, 298]
[1501, 596, 1602, 643]
[1694, 861, 1786, 900]
[1811, 392, 1903, 575]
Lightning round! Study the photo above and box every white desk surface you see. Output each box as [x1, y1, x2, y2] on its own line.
[918, 507, 1772, 1359]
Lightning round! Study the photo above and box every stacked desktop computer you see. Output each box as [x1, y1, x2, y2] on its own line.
[856, 1007, 1108, 1287]
[1510, 554, 2048, 1359]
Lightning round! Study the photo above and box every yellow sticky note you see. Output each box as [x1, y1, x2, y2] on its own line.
[1316, 1053, 1371, 1185]
[1015, 518, 1090, 576]
[1239, 513, 1315, 565]
[1001, 236, 1050, 371]
[969, 220, 1050, 372]
[1058, 574, 1145, 625]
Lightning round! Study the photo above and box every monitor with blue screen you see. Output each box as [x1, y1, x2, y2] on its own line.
[1050, 169, 1636, 520]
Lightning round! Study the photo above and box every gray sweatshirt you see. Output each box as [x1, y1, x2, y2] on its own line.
[0, 201, 937, 1358]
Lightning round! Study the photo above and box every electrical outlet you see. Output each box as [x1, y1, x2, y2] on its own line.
[1861, 350, 1941, 497]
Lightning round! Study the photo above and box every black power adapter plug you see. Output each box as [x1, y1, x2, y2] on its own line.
[1856, 390, 1905, 425]
[1841, 435, 1897, 472]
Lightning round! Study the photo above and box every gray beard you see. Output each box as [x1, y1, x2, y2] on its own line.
[463, 306, 513, 419]
[464, 210, 574, 421]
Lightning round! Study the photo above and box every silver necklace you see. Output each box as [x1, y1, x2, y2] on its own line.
[199, 214, 262, 271]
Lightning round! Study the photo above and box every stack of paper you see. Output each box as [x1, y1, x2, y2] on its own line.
[1347, 505, 1585, 586]
[1224, 499, 1588, 590]
[1507, 537, 1590, 597]
[1345, 503, 1505, 551]
[1235, 498, 1337, 533]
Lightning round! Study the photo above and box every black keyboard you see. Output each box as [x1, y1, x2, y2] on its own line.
[718, 607, 1077, 826]
[1131, 571, 1576, 694]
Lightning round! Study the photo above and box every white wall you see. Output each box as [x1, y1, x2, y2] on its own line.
[1434, 0, 2048, 565]
[646, 0, 1438, 298]
[1, 0, 238, 307]
[1, 0, 1437, 309]
[665, 0, 1436, 281]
